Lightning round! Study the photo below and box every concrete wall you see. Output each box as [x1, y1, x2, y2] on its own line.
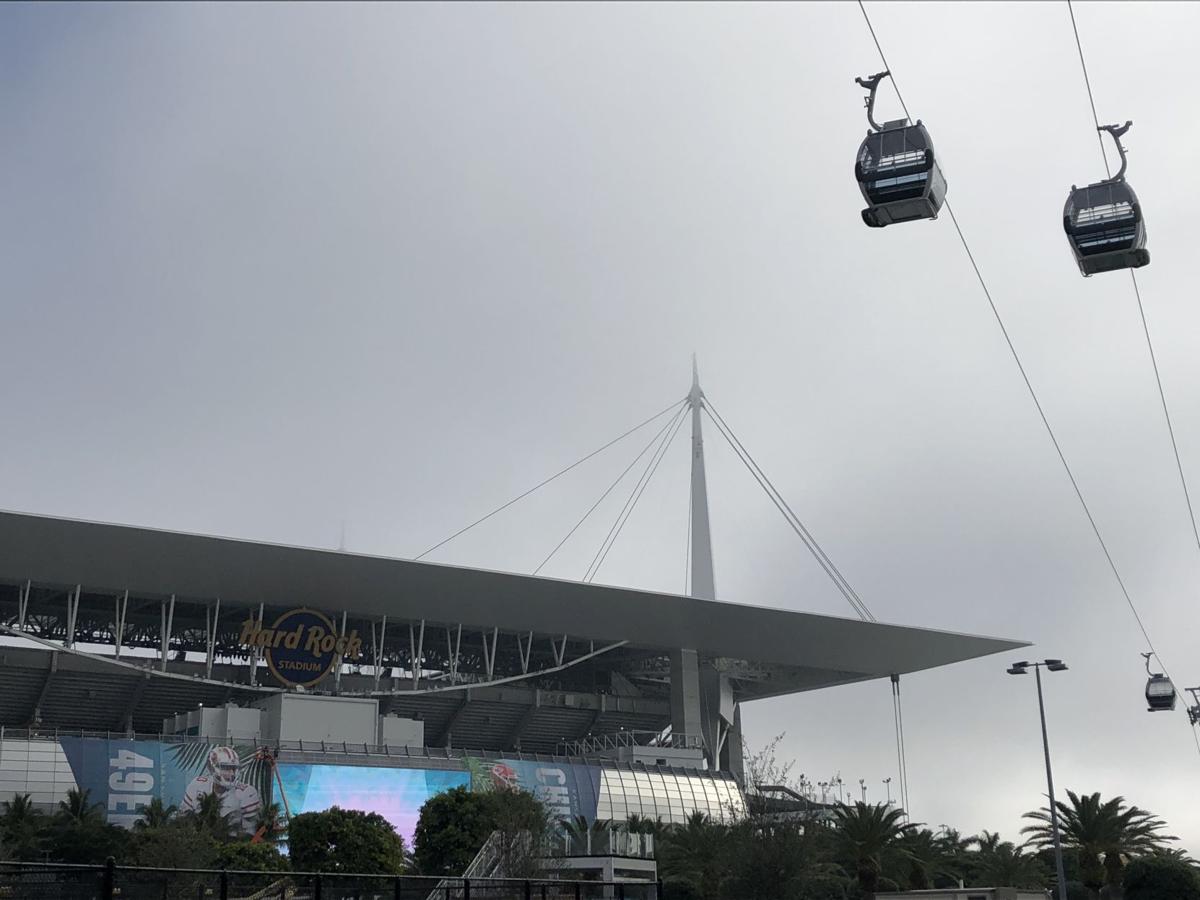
[254, 693, 379, 744]
[378, 715, 424, 748]
[0, 738, 78, 812]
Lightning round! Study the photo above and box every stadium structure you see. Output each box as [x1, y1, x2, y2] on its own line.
[0, 370, 1025, 856]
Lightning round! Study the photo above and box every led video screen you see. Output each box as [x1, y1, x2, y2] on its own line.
[274, 763, 469, 845]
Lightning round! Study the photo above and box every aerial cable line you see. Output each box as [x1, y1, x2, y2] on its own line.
[586, 403, 689, 583]
[703, 399, 875, 622]
[414, 397, 686, 561]
[533, 408, 685, 576]
[855, 1, 1168, 673]
[1067, 0, 1200, 558]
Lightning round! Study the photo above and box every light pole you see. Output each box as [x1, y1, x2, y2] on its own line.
[1008, 659, 1070, 900]
[883, 777, 892, 805]
[836, 777, 844, 804]
[859, 778, 867, 803]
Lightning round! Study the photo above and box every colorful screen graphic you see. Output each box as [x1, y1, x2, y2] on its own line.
[275, 764, 469, 845]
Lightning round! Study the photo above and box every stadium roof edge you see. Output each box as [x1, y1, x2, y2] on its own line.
[0, 509, 1028, 680]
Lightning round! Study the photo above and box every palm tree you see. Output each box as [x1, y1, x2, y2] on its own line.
[974, 840, 1049, 889]
[182, 790, 236, 842]
[1, 794, 44, 861]
[134, 797, 177, 830]
[894, 827, 956, 890]
[657, 812, 727, 900]
[252, 802, 285, 845]
[56, 788, 101, 826]
[831, 802, 914, 895]
[1022, 790, 1176, 893]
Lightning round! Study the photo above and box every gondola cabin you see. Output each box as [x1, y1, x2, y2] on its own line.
[856, 120, 947, 228]
[1064, 181, 1149, 276]
[1146, 674, 1176, 712]
[1063, 121, 1150, 276]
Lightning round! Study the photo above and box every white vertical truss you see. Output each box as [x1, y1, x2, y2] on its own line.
[689, 358, 716, 600]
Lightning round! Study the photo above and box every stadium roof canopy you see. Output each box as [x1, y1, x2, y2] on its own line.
[0, 510, 1025, 695]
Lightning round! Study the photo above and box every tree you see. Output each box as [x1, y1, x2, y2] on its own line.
[0, 794, 44, 861]
[128, 820, 218, 869]
[288, 807, 406, 875]
[1123, 855, 1200, 900]
[971, 838, 1048, 889]
[215, 840, 290, 872]
[251, 802, 286, 845]
[830, 802, 913, 895]
[47, 788, 127, 864]
[134, 797, 176, 830]
[893, 828, 953, 890]
[1023, 791, 1176, 892]
[413, 786, 497, 877]
[657, 812, 727, 900]
[181, 790, 238, 843]
[718, 818, 846, 900]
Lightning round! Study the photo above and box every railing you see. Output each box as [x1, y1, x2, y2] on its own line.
[0, 860, 663, 900]
[558, 732, 703, 757]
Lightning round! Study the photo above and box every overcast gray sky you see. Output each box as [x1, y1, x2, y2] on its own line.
[4, 0, 1200, 851]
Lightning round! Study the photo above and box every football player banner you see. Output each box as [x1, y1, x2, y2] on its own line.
[58, 737, 269, 835]
[464, 756, 601, 823]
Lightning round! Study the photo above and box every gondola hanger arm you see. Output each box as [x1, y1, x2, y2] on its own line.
[1098, 120, 1133, 181]
[855, 70, 892, 132]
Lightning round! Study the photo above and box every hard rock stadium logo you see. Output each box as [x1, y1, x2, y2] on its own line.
[238, 608, 363, 688]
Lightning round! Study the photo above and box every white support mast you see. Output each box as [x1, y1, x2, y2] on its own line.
[688, 357, 716, 600]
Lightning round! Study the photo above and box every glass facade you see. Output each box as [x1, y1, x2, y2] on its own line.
[596, 767, 745, 824]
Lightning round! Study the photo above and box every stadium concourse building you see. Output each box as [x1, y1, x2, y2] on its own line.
[0, 509, 1023, 846]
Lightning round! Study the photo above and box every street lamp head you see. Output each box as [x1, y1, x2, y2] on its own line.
[1046, 660, 1069, 672]
[1007, 663, 1029, 675]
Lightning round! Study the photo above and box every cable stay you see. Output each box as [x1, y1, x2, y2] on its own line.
[891, 674, 912, 820]
[534, 405, 689, 576]
[413, 397, 686, 561]
[701, 398, 875, 623]
[585, 403, 690, 583]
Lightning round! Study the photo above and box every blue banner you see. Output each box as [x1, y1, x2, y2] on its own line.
[58, 738, 268, 834]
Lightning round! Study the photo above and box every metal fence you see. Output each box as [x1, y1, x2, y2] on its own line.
[0, 862, 662, 900]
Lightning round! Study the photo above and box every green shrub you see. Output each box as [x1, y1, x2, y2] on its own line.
[1123, 855, 1200, 900]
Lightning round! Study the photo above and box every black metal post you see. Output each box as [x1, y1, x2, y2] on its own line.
[463, 878, 470, 900]
[524, 880, 532, 900]
[102, 857, 115, 900]
[394, 875, 402, 900]
[656, 879, 664, 900]
[1035, 665, 1070, 900]
[575, 883, 581, 900]
[617, 883, 625, 900]
[219, 869, 229, 900]
[313, 872, 323, 900]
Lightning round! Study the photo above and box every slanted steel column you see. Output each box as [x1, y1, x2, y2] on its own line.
[334, 610, 349, 692]
[249, 603, 264, 686]
[408, 620, 425, 689]
[371, 616, 388, 691]
[159, 594, 175, 672]
[65, 585, 81, 649]
[204, 598, 220, 678]
[114, 590, 129, 659]
[17, 580, 30, 631]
